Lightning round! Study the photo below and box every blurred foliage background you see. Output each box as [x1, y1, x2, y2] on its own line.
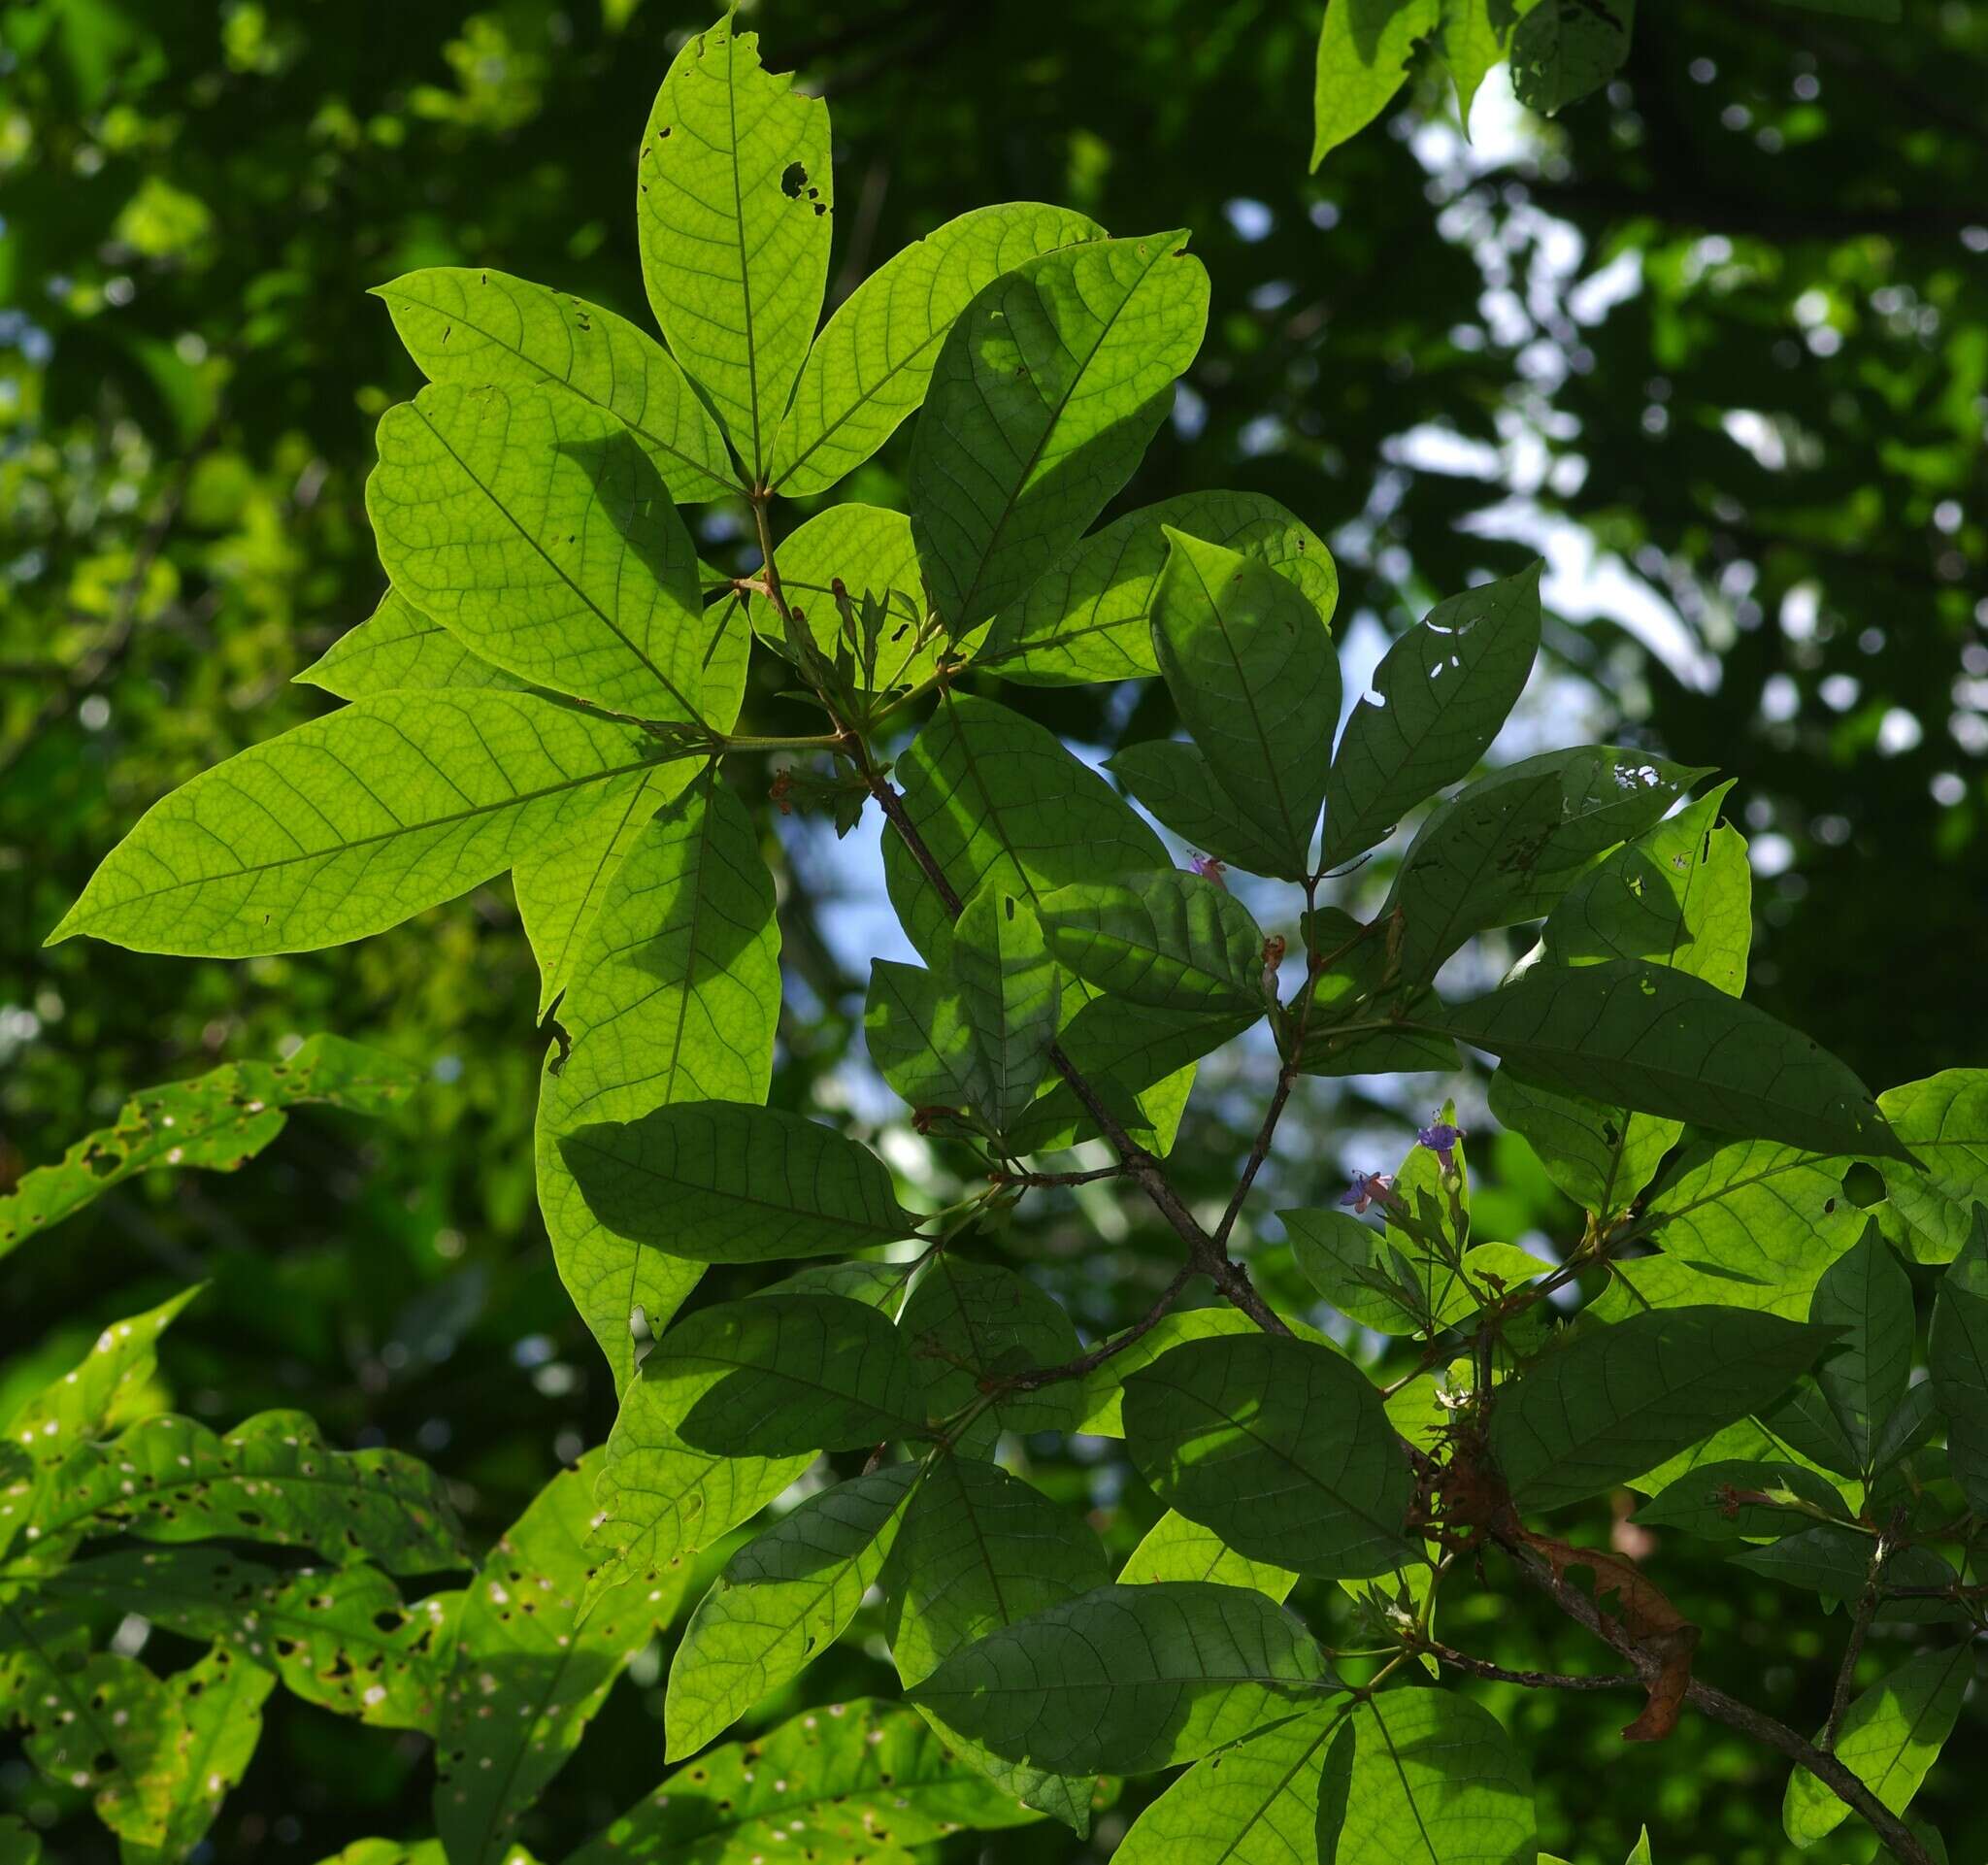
[2, 0, 1984, 1859]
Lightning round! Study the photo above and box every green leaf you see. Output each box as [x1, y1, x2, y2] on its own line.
[1439, 960, 1908, 1161]
[536, 775, 780, 1389]
[1385, 748, 1705, 983]
[567, 1697, 1044, 1865]
[1117, 1510, 1298, 1603]
[437, 1452, 687, 1865]
[910, 1581, 1334, 1775]
[1150, 528, 1339, 880]
[637, 18, 831, 481]
[1509, 0, 1633, 115]
[17, 1407, 465, 1575]
[561, 1102, 916, 1267]
[514, 763, 696, 1019]
[368, 383, 736, 722]
[1321, 563, 1541, 869]
[665, 1466, 917, 1759]
[46, 1548, 456, 1729]
[1039, 870, 1269, 1015]
[645, 1293, 926, 1456]
[1879, 1070, 1988, 1263]
[1634, 1459, 1849, 1542]
[0, 1036, 416, 1260]
[51, 690, 664, 957]
[1311, 0, 1441, 168]
[1109, 740, 1300, 878]
[863, 959, 994, 1118]
[373, 266, 739, 502]
[953, 887, 1061, 1128]
[1123, 1335, 1415, 1578]
[886, 692, 1168, 960]
[909, 235, 1209, 634]
[1112, 1705, 1342, 1865]
[1624, 1829, 1654, 1865]
[295, 587, 517, 701]
[1809, 1224, 1914, 1476]
[771, 202, 1104, 494]
[0, 1598, 184, 1845]
[122, 1644, 274, 1865]
[981, 490, 1336, 686]
[1929, 1219, 1988, 1515]
[1489, 1308, 1833, 1511]
[1783, 1647, 1971, 1846]
[1283, 1206, 1432, 1335]
[900, 1259, 1083, 1447]
[1730, 1523, 1963, 1621]
[1073, 1307, 1287, 1436]
[1436, 0, 1514, 124]
[1332, 1687, 1536, 1865]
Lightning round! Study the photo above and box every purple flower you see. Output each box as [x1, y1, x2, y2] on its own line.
[1190, 852, 1227, 889]
[1341, 1170, 1396, 1214]
[1417, 1120, 1465, 1172]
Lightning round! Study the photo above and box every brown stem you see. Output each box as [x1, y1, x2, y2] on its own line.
[1826, 1536, 1891, 1752]
[1412, 1638, 1635, 1694]
[1004, 1264, 1198, 1393]
[990, 1165, 1125, 1188]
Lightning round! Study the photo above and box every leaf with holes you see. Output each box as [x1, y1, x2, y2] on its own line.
[121, 1643, 275, 1865]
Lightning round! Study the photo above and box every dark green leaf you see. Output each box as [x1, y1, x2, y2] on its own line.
[952, 886, 1060, 1128]
[1331, 1687, 1536, 1865]
[1929, 1216, 1988, 1515]
[1634, 1459, 1849, 1542]
[1809, 1224, 1915, 1476]
[900, 1259, 1084, 1446]
[1509, 0, 1634, 115]
[1108, 739, 1300, 878]
[1039, 870, 1269, 1015]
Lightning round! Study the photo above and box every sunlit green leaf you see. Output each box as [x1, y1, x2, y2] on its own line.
[952, 887, 1060, 1128]
[863, 959, 993, 1119]
[1312, 0, 1441, 167]
[1331, 1687, 1536, 1865]
[1108, 740, 1299, 878]
[1117, 1510, 1297, 1603]
[1879, 1070, 1988, 1263]
[900, 1259, 1083, 1447]
[122, 1643, 274, 1865]
[295, 587, 517, 701]
[1039, 870, 1269, 1015]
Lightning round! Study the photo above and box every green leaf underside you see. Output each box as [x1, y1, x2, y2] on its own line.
[910, 234, 1210, 634]
[1882, 1070, 1988, 1261]
[864, 959, 995, 1119]
[1124, 1335, 1414, 1578]
[1312, 0, 1441, 168]
[772, 202, 1105, 495]
[0, 1035, 416, 1258]
[1109, 740, 1299, 877]
[1634, 1458, 1847, 1542]
[1438, 959, 1907, 1161]
[374, 266, 739, 502]
[1151, 528, 1339, 879]
[295, 586, 518, 701]
[567, 1698, 1043, 1865]
[561, 1101, 915, 1266]
[909, 1581, 1334, 1776]
[436, 1451, 685, 1864]
[982, 489, 1336, 685]
[1332, 1688, 1537, 1865]
[645, 1293, 926, 1456]
[953, 887, 1061, 1128]
[665, 1466, 917, 1759]
[1039, 870, 1267, 1015]
[901, 1258, 1085, 1444]
[1118, 1510, 1298, 1603]
[1489, 1307, 1832, 1510]
[1930, 1221, 1988, 1515]
[537, 775, 781, 1390]
[368, 382, 734, 721]
[637, 20, 831, 481]
[52, 690, 665, 957]
[1808, 1226, 1914, 1474]
[1321, 563, 1541, 869]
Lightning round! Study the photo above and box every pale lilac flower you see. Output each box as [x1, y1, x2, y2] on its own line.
[1341, 1171, 1396, 1214]
[1417, 1120, 1465, 1172]
[1190, 852, 1227, 889]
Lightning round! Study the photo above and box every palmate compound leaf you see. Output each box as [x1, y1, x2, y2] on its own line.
[908, 1581, 1336, 1777]
[951, 887, 1060, 1130]
[1384, 747, 1707, 985]
[295, 587, 518, 702]
[909, 235, 1210, 635]
[1122, 1335, 1416, 1579]
[1110, 1704, 1342, 1865]
[367, 383, 744, 722]
[0, 1033, 417, 1261]
[1488, 1307, 1835, 1511]
[43, 1547, 457, 1730]
[899, 1258, 1085, 1449]
[14, 1407, 465, 1576]
[1491, 782, 1752, 1219]
[644, 1294, 927, 1457]
[1782, 1645, 1971, 1848]
[1807, 1224, 1915, 1477]
[1117, 1510, 1298, 1603]
[1149, 528, 1339, 881]
[1320, 562, 1541, 869]
[880, 1452, 1111, 1833]
[1327, 1687, 1537, 1865]
[665, 1465, 917, 1759]
[373, 267, 739, 502]
[1038, 870, 1270, 1016]
[770, 201, 1106, 495]
[560, 1102, 917, 1268]
[0, 1596, 186, 1845]
[1311, 0, 1441, 168]
[435, 1451, 689, 1865]
[1439, 959, 1911, 1162]
[567, 1697, 1044, 1865]
[980, 488, 1337, 686]
[50, 690, 670, 958]
[637, 17, 831, 483]
[535, 773, 780, 1391]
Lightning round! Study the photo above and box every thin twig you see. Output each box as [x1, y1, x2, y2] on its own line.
[1412, 1638, 1635, 1694]
[1004, 1263, 1198, 1394]
[989, 1164, 1125, 1188]
[1825, 1534, 1891, 1751]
